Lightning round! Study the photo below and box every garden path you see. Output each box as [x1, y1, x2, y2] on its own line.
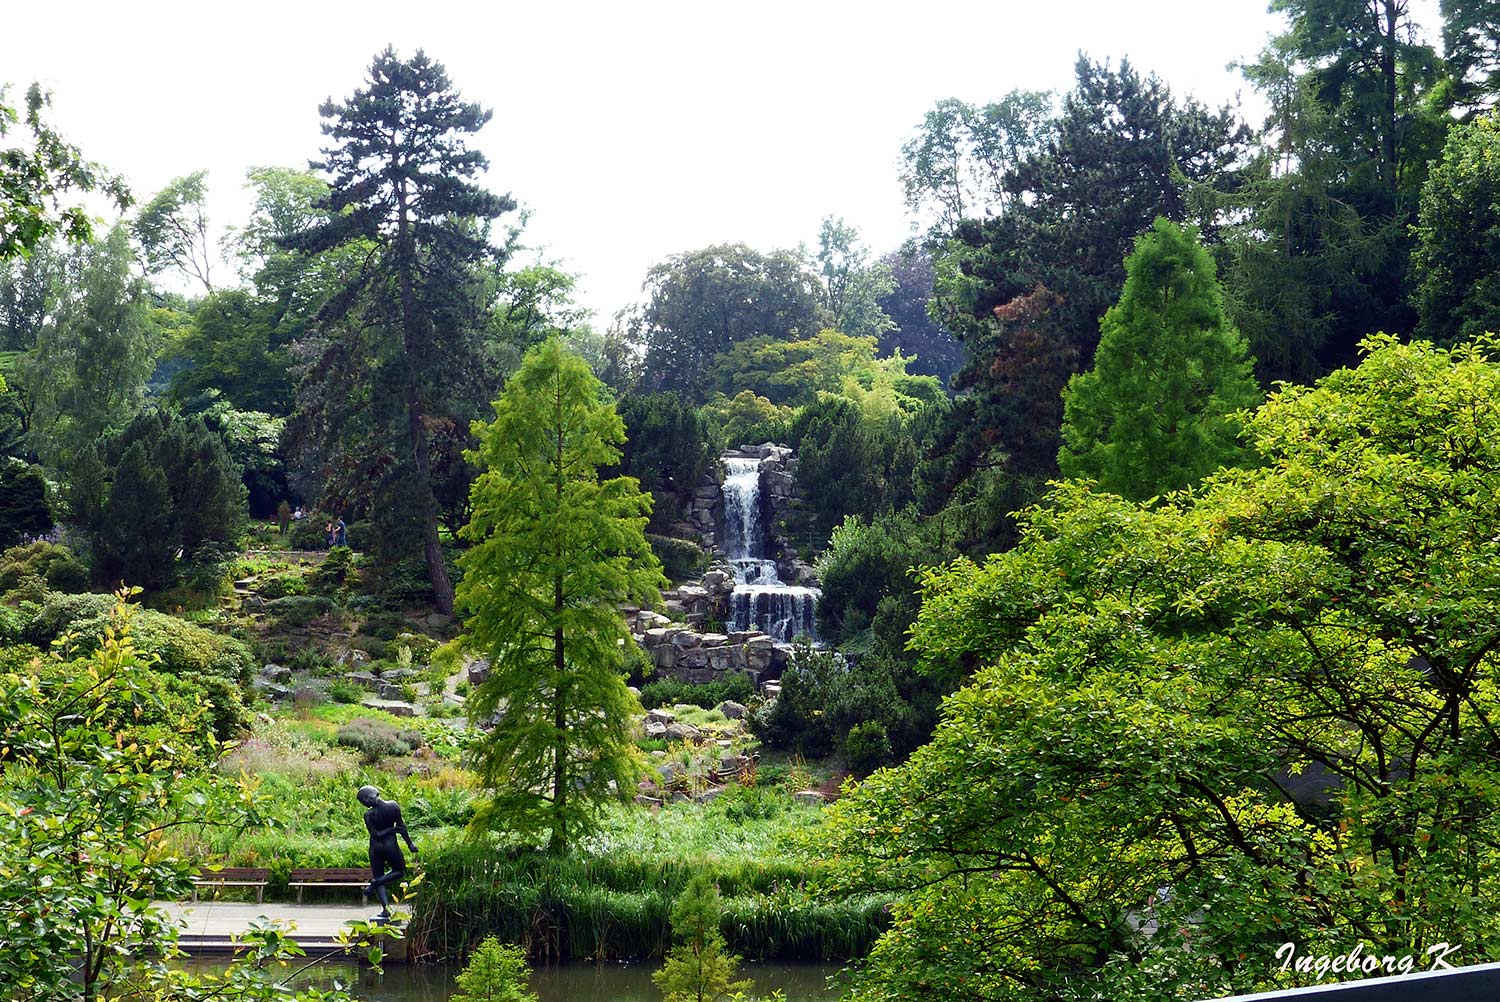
[155, 901, 409, 954]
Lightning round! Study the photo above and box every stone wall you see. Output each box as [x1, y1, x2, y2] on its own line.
[634, 620, 790, 685]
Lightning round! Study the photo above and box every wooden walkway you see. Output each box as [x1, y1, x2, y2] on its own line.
[155, 901, 408, 956]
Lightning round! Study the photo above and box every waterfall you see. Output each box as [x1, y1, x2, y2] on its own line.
[721, 456, 819, 642]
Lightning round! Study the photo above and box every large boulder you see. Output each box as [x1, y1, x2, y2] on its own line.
[716, 700, 748, 720]
[638, 611, 672, 630]
[665, 722, 702, 742]
[466, 658, 491, 685]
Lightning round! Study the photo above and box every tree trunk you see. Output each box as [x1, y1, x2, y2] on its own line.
[1381, 0, 1399, 192]
[395, 177, 455, 615]
[549, 391, 568, 853]
[549, 593, 568, 854]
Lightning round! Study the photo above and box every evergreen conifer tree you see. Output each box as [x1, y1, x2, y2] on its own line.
[288, 48, 517, 614]
[449, 936, 536, 1002]
[1059, 219, 1261, 499]
[652, 874, 753, 1002]
[457, 338, 664, 853]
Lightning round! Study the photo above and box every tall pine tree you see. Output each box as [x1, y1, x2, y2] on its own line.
[287, 48, 516, 613]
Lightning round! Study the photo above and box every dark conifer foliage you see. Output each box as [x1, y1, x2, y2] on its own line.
[75, 410, 245, 591]
[286, 48, 517, 614]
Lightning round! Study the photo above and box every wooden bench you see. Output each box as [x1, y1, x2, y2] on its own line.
[288, 867, 371, 904]
[192, 866, 271, 903]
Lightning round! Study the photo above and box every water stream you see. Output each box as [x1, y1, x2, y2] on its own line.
[720, 456, 819, 642]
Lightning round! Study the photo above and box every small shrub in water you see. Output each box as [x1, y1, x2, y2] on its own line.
[450, 935, 537, 1002]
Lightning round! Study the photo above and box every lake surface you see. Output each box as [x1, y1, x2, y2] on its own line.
[183, 958, 845, 1001]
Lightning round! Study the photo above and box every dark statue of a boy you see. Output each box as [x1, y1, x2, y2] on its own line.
[358, 785, 417, 921]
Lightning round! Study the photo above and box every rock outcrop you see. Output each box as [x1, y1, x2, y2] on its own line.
[636, 623, 788, 685]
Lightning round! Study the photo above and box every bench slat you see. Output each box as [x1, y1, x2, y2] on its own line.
[191, 867, 271, 904]
[288, 867, 371, 903]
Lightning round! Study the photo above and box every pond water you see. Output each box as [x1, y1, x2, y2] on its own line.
[182, 958, 845, 1001]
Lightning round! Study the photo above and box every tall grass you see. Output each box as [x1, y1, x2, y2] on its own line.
[408, 793, 891, 963]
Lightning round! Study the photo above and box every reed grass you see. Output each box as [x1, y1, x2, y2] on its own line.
[408, 793, 891, 964]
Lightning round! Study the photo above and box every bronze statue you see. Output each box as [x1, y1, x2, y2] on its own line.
[358, 785, 417, 921]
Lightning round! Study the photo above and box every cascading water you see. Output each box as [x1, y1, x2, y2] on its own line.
[721, 456, 819, 641]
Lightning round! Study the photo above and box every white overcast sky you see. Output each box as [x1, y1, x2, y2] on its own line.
[3, 0, 1443, 323]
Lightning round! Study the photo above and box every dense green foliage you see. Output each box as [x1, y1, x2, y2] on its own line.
[611, 393, 712, 534]
[637, 672, 756, 711]
[1059, 219, 1261, 499]
[12, 226, 157, 467]
[1413, 114, 1500, 345]
[456, 339, 664, 853]
[0, 460, 50, 548]
[285, 48, 517, 614]
[628, 244, 828, 401]
[0, 83, 129, 260]
[820, 337, 1500, 1000]
[450, 936, 538, 1002]
[653, 874, 753, 1002]
[72, 409, 245, 591]
[786, 396, 919, 546]
[754, 642, 940, 766]
[0, 599, 371, 1002]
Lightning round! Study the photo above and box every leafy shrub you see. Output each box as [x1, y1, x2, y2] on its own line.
[845, 720, 892, 775]
[22, 598, 252, 741]
[647, 534, 709, 582]
[0, 605, 25, 643]
[0, 541, 81, 594]
[310, 546, 354, 593]
[5, 573, 49, 604]
[265, 594, 334, 625]
[256, 571, 307, 599]
[44, 555, 89, 593]
[34, 595, 255, 683]
[329, 680, 366, 704]
[815, 508, 935, 644]
[335, 717, 425, 763]
[286, 517, 337, 551]
[638, 672, 755, 711]
[25, 592, 121, 645]
[752, 644, 940, 762]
